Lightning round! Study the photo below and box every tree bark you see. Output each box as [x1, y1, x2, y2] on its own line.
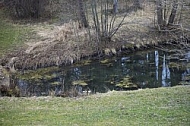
[78, 0, 88, 28]
[156, 0, 164, 26]
[113, 0, 118, 14]
[168, 0, 178, 25]
[134, 0, 141, 10]
[31, 0, 39, 18]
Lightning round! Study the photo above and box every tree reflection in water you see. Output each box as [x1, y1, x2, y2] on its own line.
[16, 50, 188, 96]
[162, 55, 171, 87]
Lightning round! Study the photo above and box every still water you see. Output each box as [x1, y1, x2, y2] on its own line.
[17, 50, 190, 96]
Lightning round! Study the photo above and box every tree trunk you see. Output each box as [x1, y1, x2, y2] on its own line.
[156, 0, 164, 26]
[134, 0, 141, 11]
[78, 0, 88, 28]
[113, 0, 118, 14]
[31, 0, 39, 18]
[168, 0, 178, 25]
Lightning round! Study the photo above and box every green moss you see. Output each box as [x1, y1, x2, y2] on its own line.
[116, 75, 138, 89]
[183, 75, 190, 81]
[82, 60, 92, 65]
[17, 67, 59, 81]
[31, 74, 43, 80]
[179, 81, 190, 85]
[75, 60, 92, 66]
[125, 43, 135, 48]
[169, 62, 181, 69]
[104, 80, 115, 85]
[50, 82, 60, 85]
[186, 63, 190, 69]
[105, 63, 113, 67]
[100, 59, 110, 64]
[110, 75, 119, 77]
[85, 78, 94, 83]
[72, 80, 88, 86]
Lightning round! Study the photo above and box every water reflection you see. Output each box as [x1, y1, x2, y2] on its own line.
[185, 52, 190, 62]
[17, 50, 189, 96]
[161, 55, 171, 87]
[155, 51, 159, 80]
[182, 68, 190, 84]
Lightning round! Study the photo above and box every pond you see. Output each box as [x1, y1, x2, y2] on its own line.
[17, 49, 190, 97]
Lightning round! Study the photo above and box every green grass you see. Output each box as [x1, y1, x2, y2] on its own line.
[0, 86, 190, 126]
[0, 10, 28, 57]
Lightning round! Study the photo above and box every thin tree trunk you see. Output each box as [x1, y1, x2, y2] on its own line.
[156, 0, 164, 26]
[168, 0, 178, 25]
[78, 0, 88, 28]
[113, 0, 118, 14]
[134, 0, 141, 11]
[163, 0, 167, 25]
[31, 0, 39, 18]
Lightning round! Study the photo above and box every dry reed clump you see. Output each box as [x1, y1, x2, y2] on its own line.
[2, 21, 95, 70]
[54, 22, 74, 42]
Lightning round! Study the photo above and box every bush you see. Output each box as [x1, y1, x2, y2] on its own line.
[3, 0, 48, 19]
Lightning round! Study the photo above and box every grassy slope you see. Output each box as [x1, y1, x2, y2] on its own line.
[0, 10, 27, 57]
[0, 86, 190, 126]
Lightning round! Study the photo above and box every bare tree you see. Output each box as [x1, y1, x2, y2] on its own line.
[90, 0, 127, 45]
[4, 0, 47, 19]
[156, 0, 181, 30]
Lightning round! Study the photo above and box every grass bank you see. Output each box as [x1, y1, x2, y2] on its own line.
[0, 86, 190, 126]
[0, 10, 28, 57]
